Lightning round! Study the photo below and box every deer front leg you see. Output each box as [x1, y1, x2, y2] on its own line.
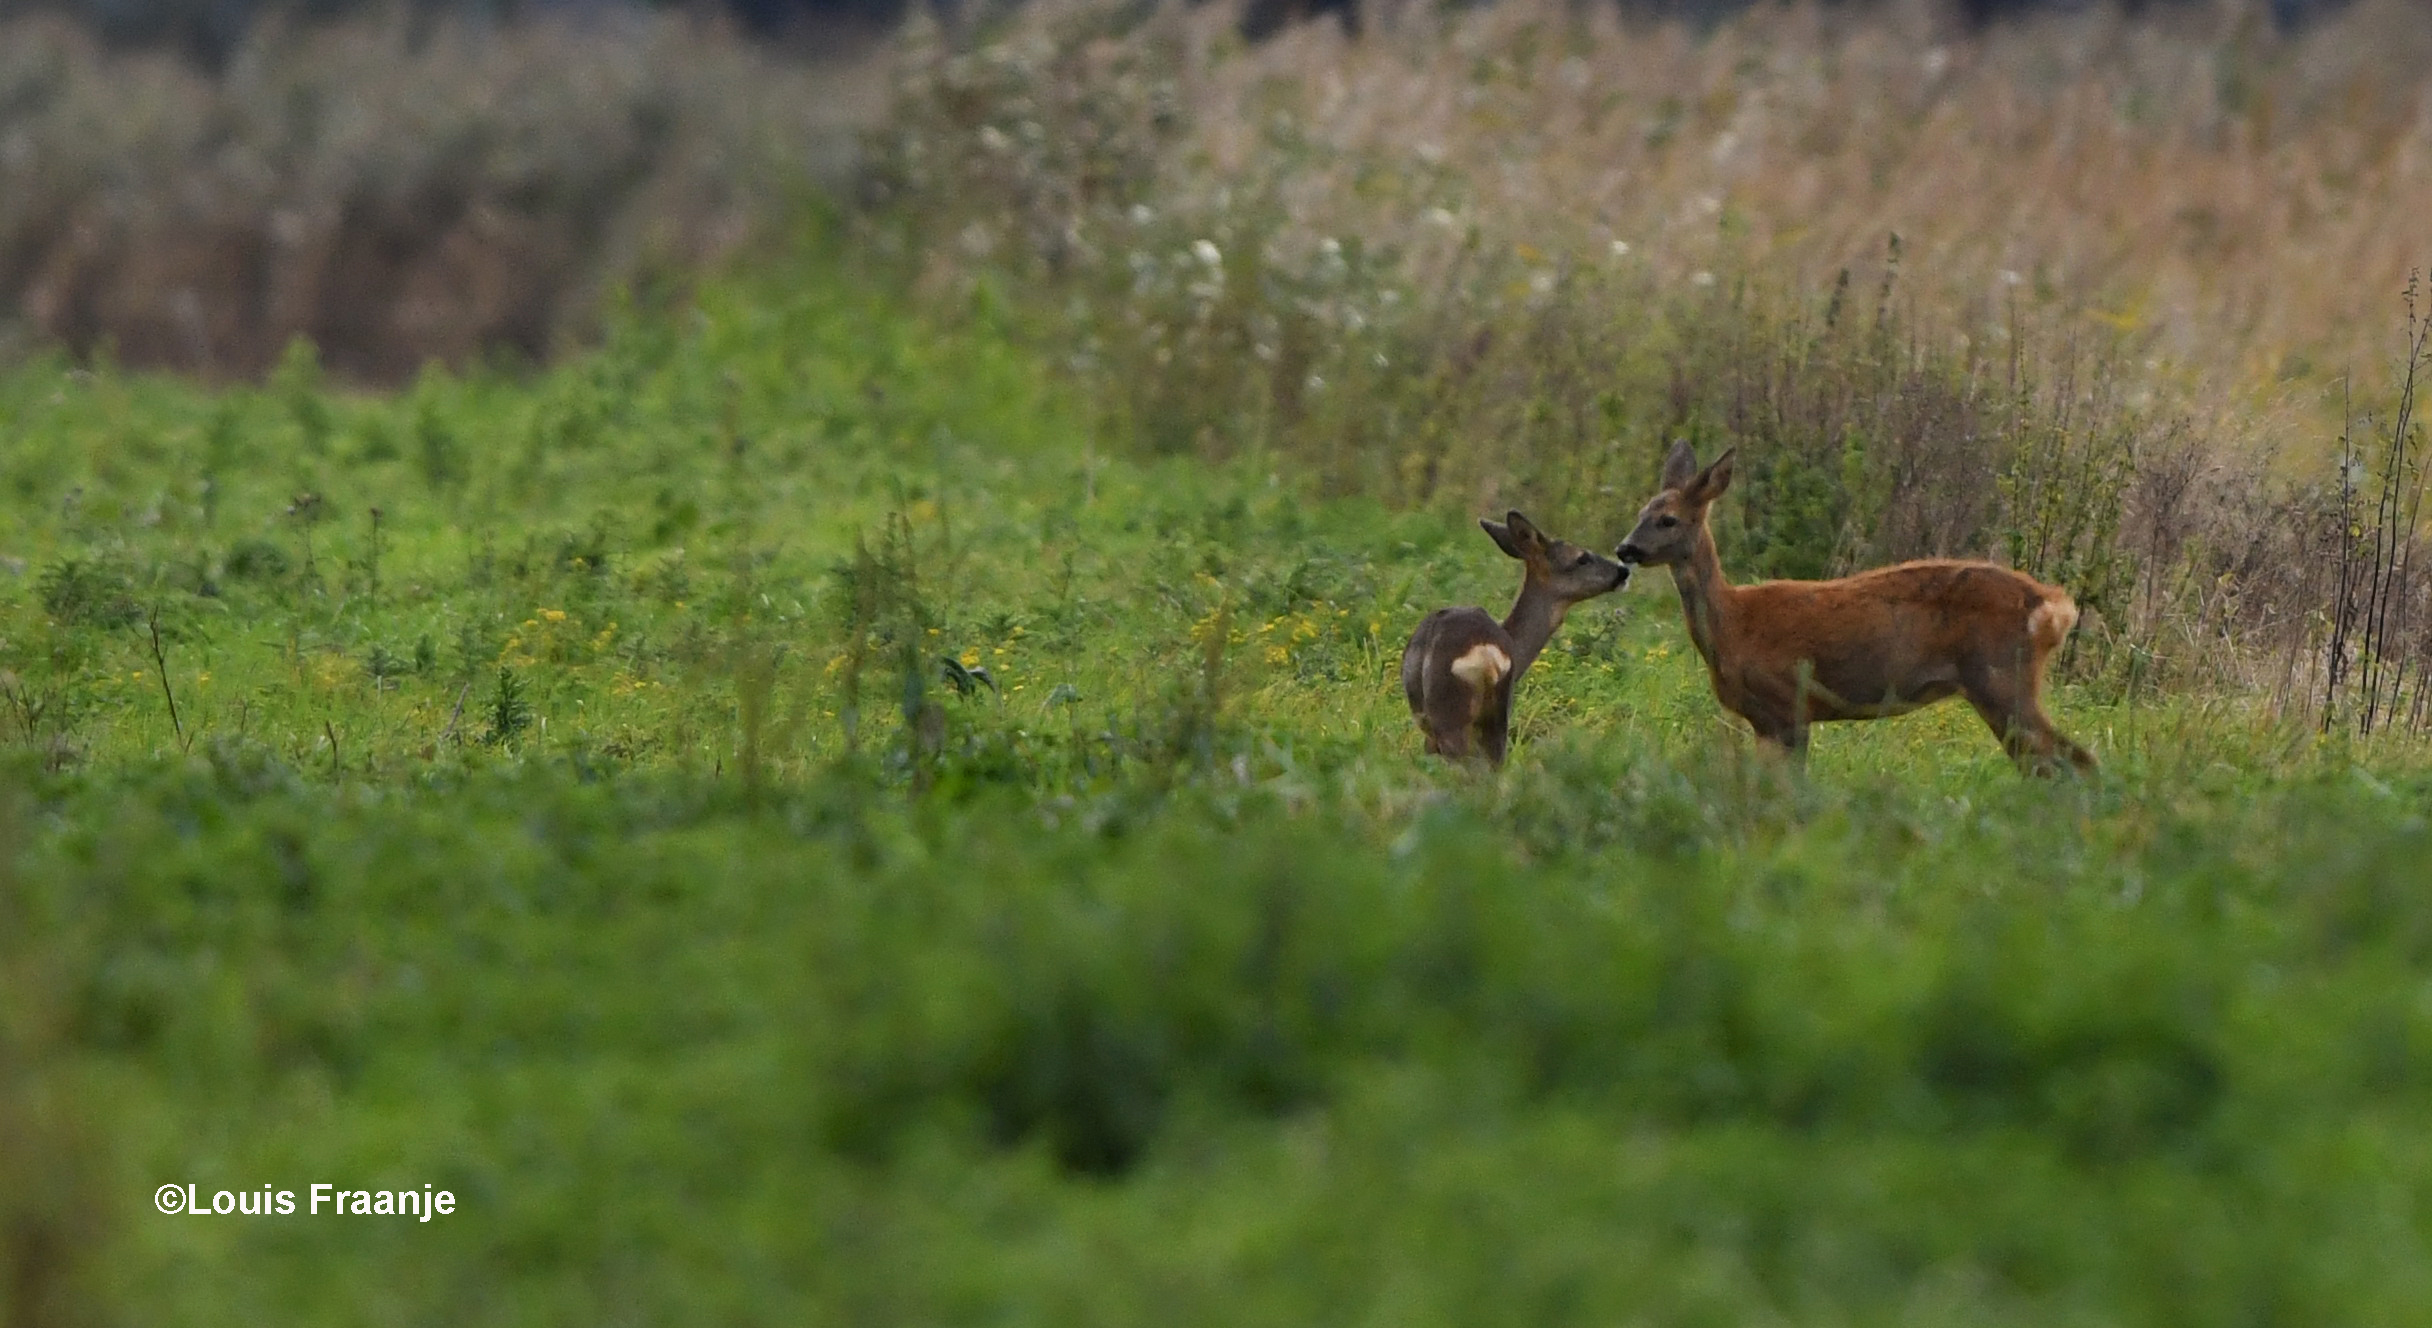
[1734, 700, 1809, 765]
[1729, 678, 1810, 766]
[1752, 721, 1809, 764]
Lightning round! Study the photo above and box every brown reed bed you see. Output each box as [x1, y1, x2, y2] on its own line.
[0, 9, 884, 383]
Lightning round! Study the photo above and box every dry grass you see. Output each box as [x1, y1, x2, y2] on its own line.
[1152, 0, 2432, 435]
[0, 10, 886, 382]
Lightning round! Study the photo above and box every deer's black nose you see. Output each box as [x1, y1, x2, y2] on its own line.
[1616, 543, 1645, 564]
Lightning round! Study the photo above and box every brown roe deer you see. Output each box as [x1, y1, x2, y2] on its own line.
[1615, 441, 2096, 775]
[1403, 511, 1629, 765]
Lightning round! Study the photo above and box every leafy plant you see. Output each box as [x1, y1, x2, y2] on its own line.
[36, 557, 140, 629]
[483, 667, 533, 745]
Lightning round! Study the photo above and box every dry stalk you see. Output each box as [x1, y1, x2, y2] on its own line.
[144, 607, 190, 754]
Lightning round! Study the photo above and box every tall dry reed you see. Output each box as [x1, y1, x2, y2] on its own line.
[0, 10, 884, 381]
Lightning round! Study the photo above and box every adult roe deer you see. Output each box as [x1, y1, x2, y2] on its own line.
[1615, 441, 2096, 775]
[1403, 511, 1630, 766]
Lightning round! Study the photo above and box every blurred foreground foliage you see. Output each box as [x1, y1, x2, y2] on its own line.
[10, 746, 2432, 1322]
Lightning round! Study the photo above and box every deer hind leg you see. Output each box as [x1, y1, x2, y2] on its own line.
[1962, 656, 2092, 777]
[1477, 687, 1514, 767]
[2019, 649, 2097, 774]
[1419, 679, 1489, 764]
[1414, 689, 1457, 760]
[1413, 687, 1446, 757]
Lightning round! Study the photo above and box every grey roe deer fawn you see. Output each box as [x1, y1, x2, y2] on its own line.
[1402, 511, 1629, 765]
[1615, 441, 2095, 775]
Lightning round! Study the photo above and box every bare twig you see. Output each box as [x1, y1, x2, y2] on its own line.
[2326, 378, 2361, 732]
[0, 671, 45, 742]
[367, 505, 384, 600]
[323, 719, 342, 777]
[439, 681, 473, 745]
[2329, 273, 2432, 738]
[145, 607, 190, 753]
[2381, 280, 2429, 731]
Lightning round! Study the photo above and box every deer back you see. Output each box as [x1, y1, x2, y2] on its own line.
[1403, 607, 1515, 711]
[1720, 560, 2073, 712]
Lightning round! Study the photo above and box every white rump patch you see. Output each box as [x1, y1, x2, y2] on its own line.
[1449, 643, 1511, 688]
[2027, 595, 2079, 647]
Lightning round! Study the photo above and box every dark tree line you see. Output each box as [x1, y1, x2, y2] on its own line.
[0, 0, 2374, 68]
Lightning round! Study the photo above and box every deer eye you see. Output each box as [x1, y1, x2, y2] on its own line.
[1657, 515, 1680, 529]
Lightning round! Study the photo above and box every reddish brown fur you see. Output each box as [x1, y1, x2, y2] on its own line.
[1403, 511, 1628, 766]
[1617, 442, 2095, 775]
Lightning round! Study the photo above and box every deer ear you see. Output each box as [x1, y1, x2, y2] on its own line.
[1501, 510, 1548, 549]
[1691, 448, 1737, 502]
[1660, 439, 1699, 492]
[1480, 518, 1526, 560]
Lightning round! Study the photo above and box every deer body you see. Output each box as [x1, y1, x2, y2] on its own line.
[1403, 512, 1628, 766]
[1620, 443, 2094, 774]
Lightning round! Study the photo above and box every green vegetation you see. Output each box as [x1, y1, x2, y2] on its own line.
[5, 222, 2432, 1323]
[7, 0, 2431, 1319]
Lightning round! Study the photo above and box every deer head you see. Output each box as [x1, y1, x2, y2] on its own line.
[1483, 509, 1630, 599]
[1616, 441, 1736, 568]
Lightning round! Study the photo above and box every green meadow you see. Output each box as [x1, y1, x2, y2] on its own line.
[6, 231, 2432, 1324]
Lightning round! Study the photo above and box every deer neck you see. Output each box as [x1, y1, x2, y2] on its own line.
[1671, 528, 1735, 673]
[1500, 583, 1571, 679]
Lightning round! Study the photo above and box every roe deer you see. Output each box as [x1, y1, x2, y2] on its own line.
[1615, 441, 2096, 775]
[1403, 511, 1629, 765]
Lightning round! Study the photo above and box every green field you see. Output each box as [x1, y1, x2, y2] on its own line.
[6, 229, 2432, 1324]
